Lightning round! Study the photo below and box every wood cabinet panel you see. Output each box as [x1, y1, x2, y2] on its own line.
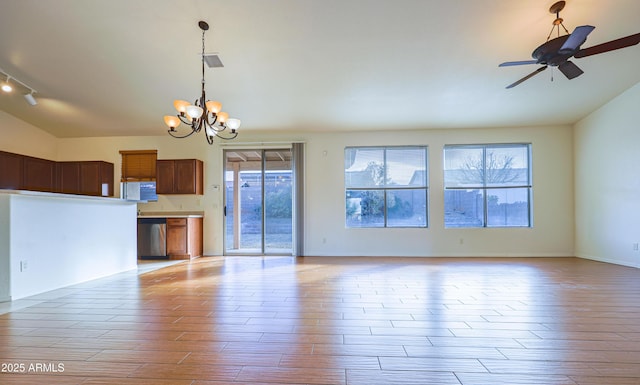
[0, 151, 24, 189]
[0, 150, 113, 197]
[166, 217, 203, 260]
[155, 160, 175, 194]
[57, 162, 81, 194]
[156, 159, 203, 195]
[57, 161, 114, 196]
[23, 156, 56, 192]
[101, 162, 114, 196]
[80, 162, 102, 196]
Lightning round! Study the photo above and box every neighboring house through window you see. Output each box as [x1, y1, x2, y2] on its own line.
[444, 143, 532, 228]
[345, 146, 428, 228]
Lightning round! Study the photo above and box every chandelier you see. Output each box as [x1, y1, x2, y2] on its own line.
[164, 21, 240, 144]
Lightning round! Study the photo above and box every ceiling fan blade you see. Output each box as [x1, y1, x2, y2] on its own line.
[499, 60, 539, 67]
[558, 60, 584, 79]
[559, 25, 595, 53]
[574, 32, 640, 58]
[505, 66, 547, 89]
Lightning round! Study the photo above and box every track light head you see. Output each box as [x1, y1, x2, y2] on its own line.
[24, 92, 37, 106]
[1, 76, 12, 93]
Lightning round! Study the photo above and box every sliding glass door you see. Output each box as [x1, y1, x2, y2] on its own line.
[224, 149, 293, 255]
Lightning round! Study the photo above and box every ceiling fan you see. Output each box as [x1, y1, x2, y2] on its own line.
[499, 1, 640, 89]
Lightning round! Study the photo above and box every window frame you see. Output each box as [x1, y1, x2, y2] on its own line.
[443, 143, 532, 228]
[345, 145, 429, 228]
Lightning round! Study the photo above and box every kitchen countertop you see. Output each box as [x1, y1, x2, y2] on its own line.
[138, 211, 204, 218]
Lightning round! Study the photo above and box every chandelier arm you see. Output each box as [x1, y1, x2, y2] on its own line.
[216, 131, 239, 140]
[178, 115, 194, 125]
[205, 132, 214, 145]
[168, 127, 198, 139]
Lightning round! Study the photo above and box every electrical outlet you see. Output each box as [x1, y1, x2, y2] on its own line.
[633, 243, 639, 252]
[20, 260, 28, 272]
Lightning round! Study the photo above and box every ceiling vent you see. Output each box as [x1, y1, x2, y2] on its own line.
[204, 54, 224, 68]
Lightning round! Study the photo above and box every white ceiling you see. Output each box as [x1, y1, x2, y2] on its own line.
[1, 0, 639, 138]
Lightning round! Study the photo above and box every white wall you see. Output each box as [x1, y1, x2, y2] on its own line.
[574, 82, 640, 267]
[2, 192, 137, 300]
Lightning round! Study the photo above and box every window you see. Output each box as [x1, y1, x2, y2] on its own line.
[345, 146, 428, 228]
[444, 144, 531, 228]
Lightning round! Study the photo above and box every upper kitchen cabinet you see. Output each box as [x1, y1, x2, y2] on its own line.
[22, 156, 56, 192]
[0, 150, 23, 189]
[57, 161, 114, 196]
[82, 161, 114, 196]
[1, 150, 56, 192]
[0, 150, 114, 196]
[156, 159, 203, 195]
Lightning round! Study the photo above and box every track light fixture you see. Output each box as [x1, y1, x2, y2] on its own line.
[1, 76, 12, 93]
[24, 91, 38, 106]
[0, 68, 38, 106]
[163, 21, 240, 144]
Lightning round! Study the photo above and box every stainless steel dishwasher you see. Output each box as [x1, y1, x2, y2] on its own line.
[137, 217, 167, 259]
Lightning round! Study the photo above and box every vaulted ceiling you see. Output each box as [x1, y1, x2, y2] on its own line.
[1, 0, 639, 138]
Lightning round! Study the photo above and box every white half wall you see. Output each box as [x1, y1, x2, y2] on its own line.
[575, 82, 640, 267]
[0, 191, 138, 301]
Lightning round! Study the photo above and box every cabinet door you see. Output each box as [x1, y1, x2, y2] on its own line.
[156, 160, 175, 194]
[101, 162, 114, 196]
[0, 151, 23, 189]
[174, 159, 197, 194]
[57, 162, 81, 194]
[167, 218, 188, 257]
[80, 162, 102, 196]
[23, 156, 55, 192]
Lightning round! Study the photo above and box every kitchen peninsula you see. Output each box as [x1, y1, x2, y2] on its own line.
[0, 190, 137, 302]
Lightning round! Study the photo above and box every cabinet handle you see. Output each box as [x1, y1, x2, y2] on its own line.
[224, 206, 227, 216]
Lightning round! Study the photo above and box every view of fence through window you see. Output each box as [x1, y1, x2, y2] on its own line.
[225, 149, 292, 254]
[444, 144, 532, 228]
[345, 146, 428, 228]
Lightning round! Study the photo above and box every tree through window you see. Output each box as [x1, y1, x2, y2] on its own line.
[444, 144, 532, 228]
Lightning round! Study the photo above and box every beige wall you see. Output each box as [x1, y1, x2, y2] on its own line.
[55, 125, 575, 258]
[2, 110, 576, 258]
[575, 82, 640, 268]
[0, 110, 57, 159]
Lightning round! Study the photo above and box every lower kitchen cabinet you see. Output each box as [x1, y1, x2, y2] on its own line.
[166, 217, 203, 259]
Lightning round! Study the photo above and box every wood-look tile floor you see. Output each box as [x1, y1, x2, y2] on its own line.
[2, 256, 640, 384]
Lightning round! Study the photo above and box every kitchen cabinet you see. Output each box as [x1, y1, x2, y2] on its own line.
[156, 159, 203, 195]
[0, 150, 113, 196]
[57, 161, 114, 196]
[0, 151, 23, 189]
[22, 156, 56, 192]
[80, 161, 114, 196]
[166, 217, 203, 259]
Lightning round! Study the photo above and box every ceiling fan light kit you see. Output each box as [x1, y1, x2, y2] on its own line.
[163, 20, 240, 144]
[499, 1, 640, 88]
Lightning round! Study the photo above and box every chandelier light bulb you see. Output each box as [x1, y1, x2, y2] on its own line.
[173, 100, 190, 113]
[185, 105, 204, 120]
[164, 115, 181, 129]
[226, 118, 241, 131]
[205, 100, 222, 114]
[217, 111, 229, 124]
